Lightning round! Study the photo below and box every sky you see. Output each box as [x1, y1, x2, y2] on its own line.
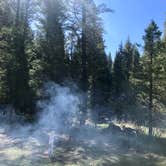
[94, 0, 166, 58]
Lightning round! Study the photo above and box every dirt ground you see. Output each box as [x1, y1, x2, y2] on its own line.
[1, 125, 166, 166]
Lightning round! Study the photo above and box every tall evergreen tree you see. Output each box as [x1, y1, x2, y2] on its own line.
[86, 0, 111, 123]
[39, 0, 67, 83]
[143, 20, 161, 136]
[0, 0, 14, 104]
[123, 38, 133, 80]
[113, 44, 126, 95]
[9, 0, 35, 115]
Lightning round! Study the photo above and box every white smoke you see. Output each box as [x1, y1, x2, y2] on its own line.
[1, 82, 154, 165]
[0, 82, 83, 162]
[37, 82, 81, 132]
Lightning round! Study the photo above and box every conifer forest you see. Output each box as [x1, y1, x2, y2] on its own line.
[0, 0, 166, 165]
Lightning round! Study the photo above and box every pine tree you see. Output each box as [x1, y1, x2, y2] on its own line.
[0, 0, 14, 104]
[9, 0, 35, 115]
[123, 38, 133, 80]
[113, 44, 126, 95]
[143, 20, 161, 136]
[86, 0, 111, 123]
[39, 0, 67, 83]
[70, 39, 82, 82]
[0, 27, 13, 104]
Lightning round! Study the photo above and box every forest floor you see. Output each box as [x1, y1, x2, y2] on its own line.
[0, 122, 166, 166]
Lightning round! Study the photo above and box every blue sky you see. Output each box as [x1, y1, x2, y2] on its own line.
[95, 0, 166, 58]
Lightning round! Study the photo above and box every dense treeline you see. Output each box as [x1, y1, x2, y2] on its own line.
[0, 0, 166, 134]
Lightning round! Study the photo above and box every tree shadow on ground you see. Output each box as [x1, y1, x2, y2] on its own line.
[48, 127, 166, 166]
[1, 124, 166, 166]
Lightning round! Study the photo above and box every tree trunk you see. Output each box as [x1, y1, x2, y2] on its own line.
[81, 1, 88, 91]
[80, 0, 88, 125]
[23, 0, 30, 37]
[15, 0, 20, 27]
[149, 52, 153, 136]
